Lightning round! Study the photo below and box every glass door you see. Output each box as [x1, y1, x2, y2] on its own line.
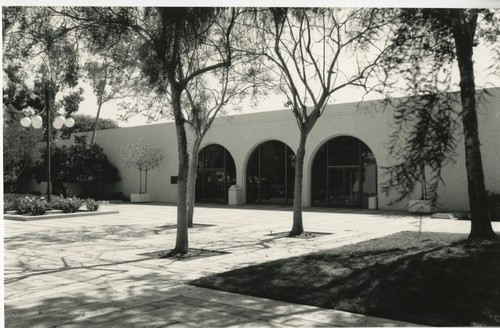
[328, 167, 361, 207]
[203, 169, 226, 203]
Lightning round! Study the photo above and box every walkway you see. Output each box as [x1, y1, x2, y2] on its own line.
[4, 203, 495, 327]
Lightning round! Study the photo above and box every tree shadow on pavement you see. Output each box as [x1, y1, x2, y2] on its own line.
[191, 232, 500, 326]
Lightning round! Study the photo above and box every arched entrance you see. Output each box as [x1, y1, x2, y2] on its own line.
[195, 144, 236, 203]
[311, 136, 377, 208]
[246, 140, 295, 205]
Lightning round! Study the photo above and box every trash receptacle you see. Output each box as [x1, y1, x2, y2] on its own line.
[228, 185, 244, 205]
[368, 196, 378, 209]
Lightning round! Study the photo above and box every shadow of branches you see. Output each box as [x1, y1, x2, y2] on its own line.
[191, 232, 500, 326]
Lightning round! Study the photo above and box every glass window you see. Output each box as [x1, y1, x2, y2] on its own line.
[196, 145, 236, 203]
[312, 136, 376, 208]
[328, 136, 360, 166]
[311, 144, 328, 206]
[246, 141, 295, 205]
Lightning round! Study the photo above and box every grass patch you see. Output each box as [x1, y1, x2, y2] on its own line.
[190, 231, 500, 326]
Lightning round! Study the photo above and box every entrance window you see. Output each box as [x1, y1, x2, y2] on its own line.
[312, 136, 377, 208]
[195, 144, 236, 203]
[246, 141, 295, 205]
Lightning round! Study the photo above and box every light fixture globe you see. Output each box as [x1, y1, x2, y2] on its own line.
[32, 121, 43, 129]
[54, 115, 66, 126]
[31, 117, 43, 129]
[31, 115, 43, 126]
[53, 120, 64, 130]
[64, 117, 75, 128]
[20, 116, 32, 127]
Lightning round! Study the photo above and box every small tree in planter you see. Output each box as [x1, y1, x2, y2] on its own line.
[120, 138, 164, 202]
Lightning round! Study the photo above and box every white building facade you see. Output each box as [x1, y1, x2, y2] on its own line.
[30, 88, 500, 212]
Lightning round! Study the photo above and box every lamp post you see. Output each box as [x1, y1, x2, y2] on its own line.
[20, 90, 75, 202]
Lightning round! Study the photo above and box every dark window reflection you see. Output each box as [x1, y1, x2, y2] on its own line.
[328, 136, 360, 166]
[196, 144, 236, 203]
[246, 141, 295, 205]
[312, 136, 377, 208]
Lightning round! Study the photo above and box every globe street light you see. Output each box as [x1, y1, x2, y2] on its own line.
[20, 104, 74, 202]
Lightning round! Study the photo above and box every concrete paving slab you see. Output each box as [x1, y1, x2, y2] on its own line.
[5, 203, 493, 327]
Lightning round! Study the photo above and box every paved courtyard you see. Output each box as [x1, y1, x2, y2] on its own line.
[4, 203, 498, 327]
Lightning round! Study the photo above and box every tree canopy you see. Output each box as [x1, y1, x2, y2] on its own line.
[378, 8, 500, 239]
[33, 143, 120, 198]
[59, 114, 119, 140]
[120, 138, 164, 194]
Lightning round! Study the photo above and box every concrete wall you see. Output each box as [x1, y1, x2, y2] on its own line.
[25, 88, 500, 212]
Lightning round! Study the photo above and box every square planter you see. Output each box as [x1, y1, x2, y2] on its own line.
[131, 193, 151, 203]
[368, 196, 378, 209]
[409, 199, 435, 214]
[228, 185, 244, 205]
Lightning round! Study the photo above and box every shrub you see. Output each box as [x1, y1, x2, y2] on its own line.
[34, 144, 120, 198]
[14, 196, 49, 216]
[4, 200, 16, 213]
[60, 197, 83, 213]
[85, 198, 99, 212]
[50, 195, 66, 210]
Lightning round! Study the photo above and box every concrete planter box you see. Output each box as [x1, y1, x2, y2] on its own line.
[131, 194, 151, 203]
[228, 185, 244, 205]
[409, 199, 435, 214]
[368, 196, 378, 209]
[4, 209, 120, 221]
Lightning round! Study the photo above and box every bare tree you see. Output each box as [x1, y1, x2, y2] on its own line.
[184, 55, 263, 227]
[252, 8, 395, 236]
[62, 7, 245, 253]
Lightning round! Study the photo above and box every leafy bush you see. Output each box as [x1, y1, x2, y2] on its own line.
[49, 195, 66, 210]
[60, 197, 83, 213]
[14, 196, 49, 216]
[3, 105, 43, 193]
[34, 143, 120, 198]
[85, 198, 99, 211]
[4, 200, 16, 213]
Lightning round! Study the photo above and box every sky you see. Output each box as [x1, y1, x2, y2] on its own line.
[75, 41, 500, 128]
[3, 2, 500, 127]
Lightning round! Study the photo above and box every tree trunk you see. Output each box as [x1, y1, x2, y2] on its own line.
[289, 130, 307, 236]
[91, 67, 107, 145]
[90, 102, 102, 145]
[187, 138, 202, 228]
[172, 88, 190, 254]
[452, 10, 496, 240]
[139, 168, 142, 194]
[420, 163, 427, 200]
[145, 169, 148, 194]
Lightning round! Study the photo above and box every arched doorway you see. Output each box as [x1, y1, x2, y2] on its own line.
[195, 144, 236, 203]
[246, 140, 295, 205]
[311, 136, 377, 208]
